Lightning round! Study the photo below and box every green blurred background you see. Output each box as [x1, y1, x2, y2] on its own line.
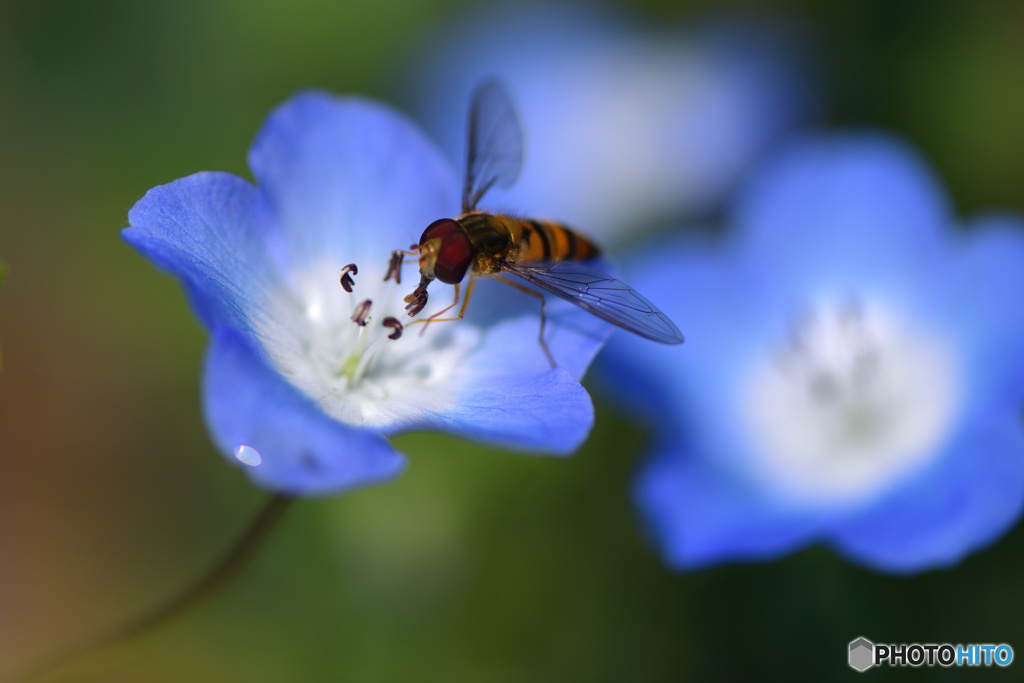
[2, 0, 1024, 680]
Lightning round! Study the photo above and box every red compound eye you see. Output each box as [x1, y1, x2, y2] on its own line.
[421, 218, 472, 284]
[420, 217, 461, 244]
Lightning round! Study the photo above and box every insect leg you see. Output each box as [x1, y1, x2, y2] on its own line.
[492, 275, 555, 368]
[401, 278, 477, 337]
[408, 276, 479, 331]
[415, 282, 462, 336]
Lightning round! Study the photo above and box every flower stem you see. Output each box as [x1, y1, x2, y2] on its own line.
[5, 494, 294, 683]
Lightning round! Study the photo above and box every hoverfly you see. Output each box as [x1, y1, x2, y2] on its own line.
[388, 80, 684, 365]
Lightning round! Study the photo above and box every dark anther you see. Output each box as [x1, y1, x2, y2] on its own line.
[351, 299, 372, 326]
[340, 263, 358, 292]
[382, 317, 404, 340]
[384, 251, 405, 284]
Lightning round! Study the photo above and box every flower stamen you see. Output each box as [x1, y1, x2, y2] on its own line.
[351, 298, 372, 326]
[339, 321, 370, 384]
[774, 299, 878, 406]
[384, 251, 403, 284]
[745, 297, 958, 504]
[339, 263, 358, 292]
[382, 316, 403, 340]
[351, 332, 395, 387]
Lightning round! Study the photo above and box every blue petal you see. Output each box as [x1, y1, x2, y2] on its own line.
[831, 410, 1024, 573]
[428, 363, 594, 456]
[935, 215, 1024, 410]
[734, 133, 951, 296]
[123, 172, 278, 332]
[600, 237, 777, 465]
[462, 272, 613, 382]
[247, 91, 459, 275]
[606, 133, 1024, 573]
[636, 435, 826, 568]
[384, 276, 605, 455]
[203, 327, 405, 495]
[612, 243, 830, 565]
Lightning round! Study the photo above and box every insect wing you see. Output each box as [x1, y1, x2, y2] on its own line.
[509, 261, 685, 344]
[463, 79, 524, 213]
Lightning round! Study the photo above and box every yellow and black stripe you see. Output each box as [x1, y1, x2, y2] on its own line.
[457, 211, 600, 267]
[517, 219, 598, 263]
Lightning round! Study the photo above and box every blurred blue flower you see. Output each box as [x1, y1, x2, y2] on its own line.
[603, 133, 1024, 573]
[404, 3, 813, 244]
[124, 92, 606, 496]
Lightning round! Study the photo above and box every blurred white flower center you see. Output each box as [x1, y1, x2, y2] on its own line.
[254, 259, 480, 430]
[743, 298, 959, 506]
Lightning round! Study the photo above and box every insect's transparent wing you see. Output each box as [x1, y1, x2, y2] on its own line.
[463, 79, 524, 213]
[508, 261, 685, 344]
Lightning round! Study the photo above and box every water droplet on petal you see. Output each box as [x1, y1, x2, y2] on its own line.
[234, 444, 262, 467]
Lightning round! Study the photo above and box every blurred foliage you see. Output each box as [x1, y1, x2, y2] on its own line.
[2, 0, 1024, 681]
[0, 260, 6, 368]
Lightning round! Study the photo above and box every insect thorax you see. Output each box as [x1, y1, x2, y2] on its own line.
[457, 212, 518, 275]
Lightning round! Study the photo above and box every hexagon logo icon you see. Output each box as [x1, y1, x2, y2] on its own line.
[849, 637, 874, 672]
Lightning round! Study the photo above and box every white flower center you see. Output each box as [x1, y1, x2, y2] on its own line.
[254, 258, 481, 431]
[742, 298, 960, 506]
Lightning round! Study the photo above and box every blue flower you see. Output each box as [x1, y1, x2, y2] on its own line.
[403, 3, 813, 244]
[124, 92, 608, 496]
[602, 133, 1024, 573]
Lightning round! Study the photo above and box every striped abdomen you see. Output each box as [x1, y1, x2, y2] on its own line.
[514, 218, 599, 263]
[457, 212, 599, 267]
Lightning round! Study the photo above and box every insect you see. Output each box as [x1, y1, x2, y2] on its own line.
[388, 80, 684, 365]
